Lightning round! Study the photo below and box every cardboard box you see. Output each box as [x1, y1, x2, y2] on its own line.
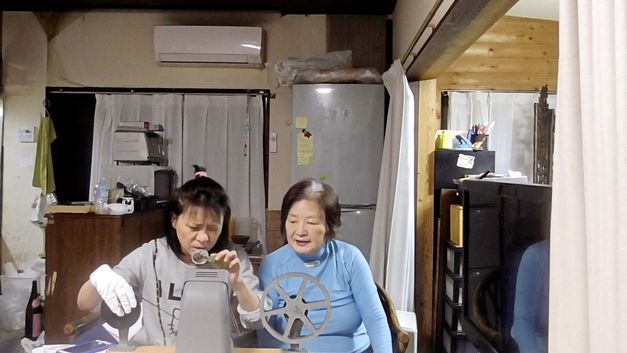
[450, 204, 463, 246]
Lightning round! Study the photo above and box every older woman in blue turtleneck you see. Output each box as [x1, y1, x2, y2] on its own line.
[257, 179, 392, 353]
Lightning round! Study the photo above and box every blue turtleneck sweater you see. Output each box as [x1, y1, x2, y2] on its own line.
[257, 240, 392, 353]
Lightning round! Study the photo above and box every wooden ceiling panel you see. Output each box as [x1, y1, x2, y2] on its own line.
[439, 16, 559, 91]
[1, 0, 397, 15]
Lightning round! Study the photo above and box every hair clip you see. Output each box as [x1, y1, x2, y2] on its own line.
[195, 171, 208, 179]
[309, 180, 324, 193]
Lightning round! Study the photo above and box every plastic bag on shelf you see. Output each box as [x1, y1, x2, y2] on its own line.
[291, 67, 382, 85]
[275, 50, 353, 86]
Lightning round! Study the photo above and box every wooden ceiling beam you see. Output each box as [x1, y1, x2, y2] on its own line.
[404, 0, 519, 80]
[4, 0, 397, 15]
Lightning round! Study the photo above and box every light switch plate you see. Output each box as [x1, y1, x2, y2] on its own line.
[270, 132, 278, 153]
[18, 127, 35, 143]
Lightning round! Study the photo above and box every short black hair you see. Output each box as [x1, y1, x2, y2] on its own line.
[280, 178, 341, 242]
[166, 165, 231, 255]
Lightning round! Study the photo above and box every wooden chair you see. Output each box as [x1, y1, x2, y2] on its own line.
[376, 283, 410, 353]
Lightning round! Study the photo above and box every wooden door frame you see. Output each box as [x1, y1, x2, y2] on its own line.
[408, 2, 520, 352]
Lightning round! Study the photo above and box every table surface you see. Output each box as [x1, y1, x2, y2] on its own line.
[35, 345, 282, 353]
[132, 347, 281, 353]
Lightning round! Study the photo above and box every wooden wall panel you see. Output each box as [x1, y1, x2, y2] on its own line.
[438, 72, 557, 91]
[327, 15, 387, 74]
[462, 43, 558, 59]
[448, 57, 557, 74]
[439, 16, 558, 91]
[416, 79, 440, 353]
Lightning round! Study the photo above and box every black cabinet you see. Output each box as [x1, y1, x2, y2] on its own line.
[434, 150, 493, 353]
[434, 150, 496, 190]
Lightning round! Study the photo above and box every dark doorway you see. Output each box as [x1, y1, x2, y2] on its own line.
[48, 92, 96, 203]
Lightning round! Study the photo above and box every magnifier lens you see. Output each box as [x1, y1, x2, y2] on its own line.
[191, 249, 209, 265]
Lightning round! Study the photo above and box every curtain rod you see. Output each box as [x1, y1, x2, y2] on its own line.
[46, 87, 274, 98]
[441, 89, 557, 95]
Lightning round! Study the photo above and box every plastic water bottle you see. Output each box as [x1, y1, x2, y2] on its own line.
[94, 177, 109, 215]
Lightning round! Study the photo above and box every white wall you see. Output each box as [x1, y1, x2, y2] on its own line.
[392, 0, 438, 61]
[507, 0, 558, 21]
[2, 12, 48, 269]
[2, 10, 327, 269]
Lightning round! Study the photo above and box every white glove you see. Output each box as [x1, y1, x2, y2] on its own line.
[89, 264, 137, 317]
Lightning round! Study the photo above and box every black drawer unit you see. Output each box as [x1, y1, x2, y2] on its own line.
[446, 240, 463, 275]
[444, 296, 463, 333]
[445, 269, 463, 305]
[442, 325, 478, 353]
[435, 151, 495, 353]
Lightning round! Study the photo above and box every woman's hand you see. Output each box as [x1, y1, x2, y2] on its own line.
[88, 264, 136, 316]
[212, 249, 243, 288]
[212, 249, 260, 313]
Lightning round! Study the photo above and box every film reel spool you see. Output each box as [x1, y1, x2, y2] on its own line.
[100, 297, 141, 352]
[260, 272, 331, 346]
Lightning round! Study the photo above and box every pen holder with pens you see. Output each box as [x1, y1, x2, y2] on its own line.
[471, 134, 489, 150]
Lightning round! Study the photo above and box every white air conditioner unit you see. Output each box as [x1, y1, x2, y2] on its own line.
[153, 26, 264, 67]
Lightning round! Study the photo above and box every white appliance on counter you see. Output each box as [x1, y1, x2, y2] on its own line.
[291, 84, 384, 260]
[112, 131, 165, 164]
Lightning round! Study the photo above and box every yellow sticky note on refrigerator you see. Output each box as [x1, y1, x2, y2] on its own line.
[297, 153, 310, 165]
[297, 134, 314, 165]
[295, 116, 308, 129]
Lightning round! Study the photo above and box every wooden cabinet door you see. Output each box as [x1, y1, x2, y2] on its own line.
[44, 210, 165, 343]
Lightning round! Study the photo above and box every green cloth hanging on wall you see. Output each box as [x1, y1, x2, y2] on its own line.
[32, 115, 57, 195]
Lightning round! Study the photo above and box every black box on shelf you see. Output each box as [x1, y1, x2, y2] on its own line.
[134, 196, 158, 212]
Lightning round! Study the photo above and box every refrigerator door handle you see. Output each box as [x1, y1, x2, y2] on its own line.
[341, 206, 376, 214]
[340, 203, 376, 210]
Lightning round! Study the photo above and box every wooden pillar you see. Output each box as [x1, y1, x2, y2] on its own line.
[415, 79, 441, 353]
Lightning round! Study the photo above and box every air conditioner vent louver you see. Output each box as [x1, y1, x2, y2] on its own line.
[195, 271, 219, 279]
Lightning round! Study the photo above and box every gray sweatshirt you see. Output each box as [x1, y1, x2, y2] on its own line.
[113, 236, 261, 346]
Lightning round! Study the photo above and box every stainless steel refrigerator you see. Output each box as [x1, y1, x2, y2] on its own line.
[291, 84, 384, 260]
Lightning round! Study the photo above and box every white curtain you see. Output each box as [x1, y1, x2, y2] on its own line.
[182, 95, 266, 248]
[448, 92, 556, 178]
[90, 94, 183, 197]
[90, 93, 266, 249]
[369, 59, 415, 311]
[90, 94, 117, 197]
[550, 1, 627, 352]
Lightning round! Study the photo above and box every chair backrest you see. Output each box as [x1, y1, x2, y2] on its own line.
[376, 283, 410, 353]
